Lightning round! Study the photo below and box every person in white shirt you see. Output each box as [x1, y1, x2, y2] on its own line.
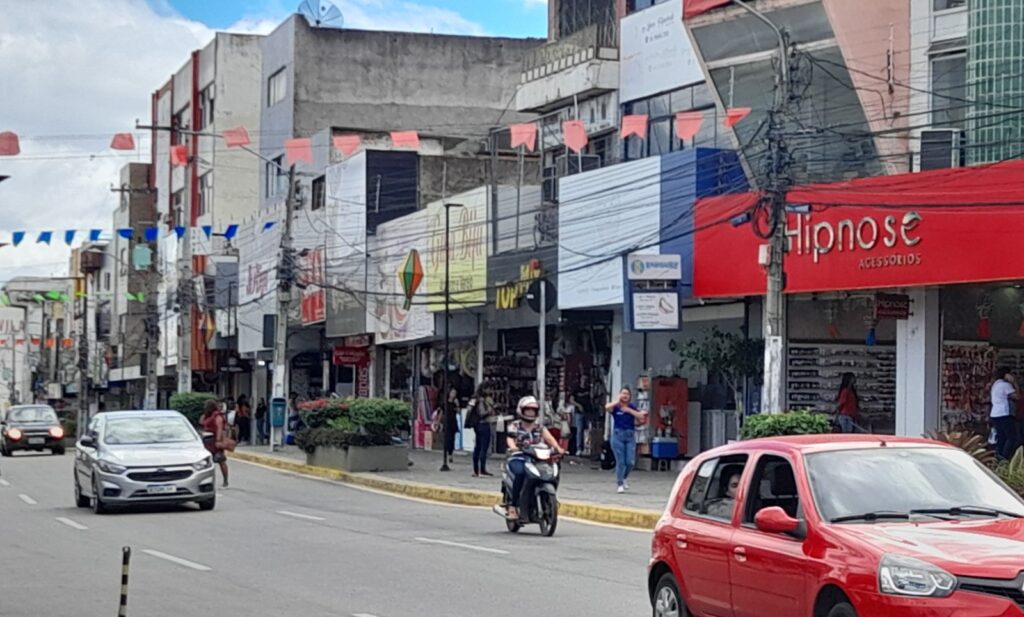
[991, 369, 1019, 461]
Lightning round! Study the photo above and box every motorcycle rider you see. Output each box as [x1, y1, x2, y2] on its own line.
[505, 395, 564, 520]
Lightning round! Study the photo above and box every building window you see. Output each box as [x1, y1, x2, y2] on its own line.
[626, 0, 670, 14]
[198, 85, 215, 129]
[934, 0, 966, 10]
[931, 52, 967, 128]
[104, 273, 111, 292]
[198, 172, 213, 217]
[171, 189, 185, 221]
[311, 175, 325, 211]
[623, 82, 719, 161]
[266, 156, 287, 197]
[268, 68, 287, 107]
[172, 107, 190, 145]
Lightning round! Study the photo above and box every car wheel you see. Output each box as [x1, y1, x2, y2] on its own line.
[91, 477, 108, 515]
[1, 441, 11, 457]
[653, 573, 686, 617]
[74, 477, 90, 508]
[52, 447, 65, 456]
[826, 602, 857, 617]
[198, 496, 216, 511]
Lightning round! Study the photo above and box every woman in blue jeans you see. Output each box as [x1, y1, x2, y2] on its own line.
[605, 387, 648, 493]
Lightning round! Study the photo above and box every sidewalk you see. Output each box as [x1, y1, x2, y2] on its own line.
[231, 444, 679, 529]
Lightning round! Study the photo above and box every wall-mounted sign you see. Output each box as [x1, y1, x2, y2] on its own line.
[332, 346, 370, 366]
[875, 293, 911, 320]
[627, 254, 683, 281]
[496, 259, 543, 310]
[631, 292, 680, 331]
[619, 0, 703, 103]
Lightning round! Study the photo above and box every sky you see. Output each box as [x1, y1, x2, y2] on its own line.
[0, 0, 547, 282]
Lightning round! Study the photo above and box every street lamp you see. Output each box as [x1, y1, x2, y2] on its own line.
[441, 202, 463, 472]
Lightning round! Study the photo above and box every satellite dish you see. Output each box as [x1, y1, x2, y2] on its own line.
[298, 0, 344, 28]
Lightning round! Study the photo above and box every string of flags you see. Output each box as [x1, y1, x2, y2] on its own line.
[0, 337, 78, 350]
[0, 222, 272, 249]
[0, 291, 147, 306]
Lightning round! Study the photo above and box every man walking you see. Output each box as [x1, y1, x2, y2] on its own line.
[991, 368, 1019, 461]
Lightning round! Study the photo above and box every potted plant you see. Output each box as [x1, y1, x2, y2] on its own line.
[739, 410, 831, 440]
[294, 397, 410, 472]
[678, 326, 764, 413]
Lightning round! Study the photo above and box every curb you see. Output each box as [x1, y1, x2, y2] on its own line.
[230, 450, 661, 530]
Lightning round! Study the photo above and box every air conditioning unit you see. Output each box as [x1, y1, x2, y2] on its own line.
[919, 129, 964, 171]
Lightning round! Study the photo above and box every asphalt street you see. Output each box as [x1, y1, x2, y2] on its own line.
[0, 452, 653, 617]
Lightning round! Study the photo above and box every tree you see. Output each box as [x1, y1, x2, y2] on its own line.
[678, 327, 764, 411]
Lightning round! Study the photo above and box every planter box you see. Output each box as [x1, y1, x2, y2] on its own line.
[307, 444, 409, 473]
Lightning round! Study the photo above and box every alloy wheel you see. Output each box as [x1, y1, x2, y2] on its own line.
[655, 585, 680, 617]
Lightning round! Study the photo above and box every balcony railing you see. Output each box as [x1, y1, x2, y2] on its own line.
[521, 23, 619, 78]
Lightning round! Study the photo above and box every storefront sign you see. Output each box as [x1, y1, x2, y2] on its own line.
[875, 293, 911, 320]
[627, 254, 683, 280]
[344, 334, 371, 348]
[357, 363, 370, 398]
[325, 154, 368, 337]
[367, 210, 435, 344]
[620, 0, 703, 103]
[426, 188, 488, 311]
[693, 162, 1024, 296]
[631, 292, 680, 330]
[299, 248, 326, 325]
[333, 346, 370, 366]
[496, 259, 542, 310]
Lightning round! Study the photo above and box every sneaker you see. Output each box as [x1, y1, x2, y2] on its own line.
[617, 485, 625, 494]
[481, 471, 494, 477]
[440, 465, 451, 472]
[623, 481, 630, 491]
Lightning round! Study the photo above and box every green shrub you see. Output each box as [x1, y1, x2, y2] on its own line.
[169, 392, 219, 426]
[294, 427, 392, 453]
[740, 410, 831, 440]
[995, 447, 1024, 497]
[297, 398, 348, 429]
[294, 397, 411, 453]
[347, 398, 410, 436]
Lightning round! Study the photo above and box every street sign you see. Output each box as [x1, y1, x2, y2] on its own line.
[525, 279, 556, 313]
[875, 293, 911, 320]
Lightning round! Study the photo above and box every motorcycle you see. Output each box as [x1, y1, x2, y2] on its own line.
[492, 444, 561, 537]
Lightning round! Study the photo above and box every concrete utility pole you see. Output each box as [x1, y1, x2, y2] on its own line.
[733, 0, 795, 413]
[177, 216, 193, 395]
[271, 165, 297, 448]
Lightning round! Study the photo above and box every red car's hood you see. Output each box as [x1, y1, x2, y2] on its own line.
[837, 519, 1024, 578]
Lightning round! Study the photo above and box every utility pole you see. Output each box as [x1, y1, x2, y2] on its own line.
[272, 165, 297, 449]
[733, 0, 794, 413]
[177, 210, 193, 395]
[78, 277, 90, 437]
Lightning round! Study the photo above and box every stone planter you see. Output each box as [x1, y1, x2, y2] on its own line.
[307, 444, 409, 473]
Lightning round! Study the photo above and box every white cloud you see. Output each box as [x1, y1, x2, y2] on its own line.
[523, 0, 548, 6]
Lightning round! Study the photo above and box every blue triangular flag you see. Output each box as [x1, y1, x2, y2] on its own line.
[89, 229, 102, 242]
[12, 231, 25, 246]
[64, 230, 77, 246]
[117, 228, 133, 240]
[174, 226, 186, 239]
[262, 221, 275, 232]
[144, 227, 158, 242]
[223, 224, 239, 240]
[37, 231, 53, 245]
[202, 225, 212, 239]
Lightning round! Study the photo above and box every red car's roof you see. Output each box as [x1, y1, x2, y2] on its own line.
[707, 434, 950, 457]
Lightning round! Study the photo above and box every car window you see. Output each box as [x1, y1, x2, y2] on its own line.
[9, 407, 58, 423]
[743, 455, 802, 524]
[684, 454, 748, 521]
[103, 416, 197, 445]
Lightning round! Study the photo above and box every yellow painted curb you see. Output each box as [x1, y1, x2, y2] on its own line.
[230, 450, 661, 530]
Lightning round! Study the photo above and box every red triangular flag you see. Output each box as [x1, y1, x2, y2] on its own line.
[0, 131, 20, 156]
[30, 337, 40, 346]
[390, 130, 420, 150]
[509, 123, 538, 152]
[562, 121, 588, 153]
[675, 111, 704, 141]
[724, 107, 752, 128]
[620, 115, 648, 140]
[284, 138, 313, 165]
[111, 133, 136, 150]
[170, 144, 189, 167]
[223, 126, 251, 148]
[333, 134, 361, 157]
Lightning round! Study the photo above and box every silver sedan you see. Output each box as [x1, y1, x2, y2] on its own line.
[74, 410, 217, 514]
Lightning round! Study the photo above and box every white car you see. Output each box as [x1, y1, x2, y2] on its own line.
[74, 410, 217, 514]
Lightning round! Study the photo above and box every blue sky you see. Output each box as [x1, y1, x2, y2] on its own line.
[160, 0, 548, 38]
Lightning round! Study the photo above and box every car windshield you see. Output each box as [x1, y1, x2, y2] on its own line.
[103, 416, 196, 445]
[9, 407, 58, 423]
[806, 447, 1024, 522]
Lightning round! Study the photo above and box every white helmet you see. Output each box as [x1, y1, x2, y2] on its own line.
[517, 395, 540, 421]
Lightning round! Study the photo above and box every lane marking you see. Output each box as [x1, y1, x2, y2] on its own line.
[56, 517, 88, 531]
[276, 510, 326, 522]
[18, 494, 37, 505]
[0, 478, 10, 487]
[141, 549, 212, 572]
[353, 614, 381, 617]
[414, 537, 509, 555]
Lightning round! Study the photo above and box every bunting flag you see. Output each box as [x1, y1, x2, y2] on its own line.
[0, 131, 20, 156]
[284, 138, 313, 165]
[32, 294, 45, 304]
[30, 337, 40, 346]
[620, 114, 649, 140]
[262, 221, 276, 232]
[509, 123, 538, 152]
[64, 230, 76, 246]
[675, 111, 704, 141]
[223, 224, 239, 240]
[45, 338, 54, 349]
[45, 290, 62, 301]
[333, 134, 361, 157]
[724, 107, 752, 128]
[170, 144, 189, 167]
[89, 229, 102, 242]
[12, 231, 24, 247]
[110, 133, 136, 150]
[127, 292, 146, 302]
[118, 228, 133, 240]
[562, 120, 588, 153]
[684, 0, 731, 19]
[222, 126, 251, 148]
[4, 220, 291, 249]
[174, 226, 186, 239]
[0, 294, 8, 306]
[62, 338, 74, 349]
[390, 130, 420, 150]
[144, 227, 159, 242]
[37, 231, 53, 245]
[202, 225, 213, 239]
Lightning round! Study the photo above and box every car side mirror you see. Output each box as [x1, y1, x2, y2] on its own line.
[79, 435, 97, 449]
[755, 506, 801, 535]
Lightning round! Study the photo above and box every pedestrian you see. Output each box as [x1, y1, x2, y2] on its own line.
[236, 394, 252, 444]
[564, 393, 587, 456]
[255, 398, 268, 444]
[466, 384, 495, 477]
[835, 372, 860, 433]
[605, 386, 647, 493]
[439, 386, 461, 472]
[990, 368, 1018, 461]
[200, 399, 233, 488]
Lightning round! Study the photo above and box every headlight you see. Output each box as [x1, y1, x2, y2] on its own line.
[525, 462, 541, 477]
[192, 457, 213, 471]
[96, 459, 127, 475]
[879, 554, 956, 597]
[7, 428, 22, 441]
[49, 426, 65, 439]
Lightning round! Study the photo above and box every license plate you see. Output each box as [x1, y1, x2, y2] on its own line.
[146, 485, 177, 495]
[28, 437, 45, 445]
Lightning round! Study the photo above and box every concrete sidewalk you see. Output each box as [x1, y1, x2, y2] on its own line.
[231, 444, 680, 529]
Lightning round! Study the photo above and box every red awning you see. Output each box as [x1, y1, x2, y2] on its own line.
[684, 0, 732, 19]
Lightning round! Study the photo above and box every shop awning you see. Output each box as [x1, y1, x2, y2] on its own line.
[693, 161, 1024, 297]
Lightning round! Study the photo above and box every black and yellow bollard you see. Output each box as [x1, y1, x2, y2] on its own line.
[118, 547, 131, 617]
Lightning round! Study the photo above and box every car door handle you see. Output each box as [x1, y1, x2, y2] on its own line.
[675, 534, 688, 549]
[733, 547, 747, 562]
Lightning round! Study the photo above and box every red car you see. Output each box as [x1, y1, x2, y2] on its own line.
[649, 435, 1024, 617]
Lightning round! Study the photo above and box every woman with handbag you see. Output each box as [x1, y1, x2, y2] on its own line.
[466, 384, 496, 477]
[200, 399, 235, 488]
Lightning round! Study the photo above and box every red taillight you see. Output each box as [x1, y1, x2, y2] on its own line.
[7, 428, 22, 441]
[49, 426, 64, 439]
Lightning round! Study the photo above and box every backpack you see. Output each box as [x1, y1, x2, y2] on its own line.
[600, 440, 616, 470]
